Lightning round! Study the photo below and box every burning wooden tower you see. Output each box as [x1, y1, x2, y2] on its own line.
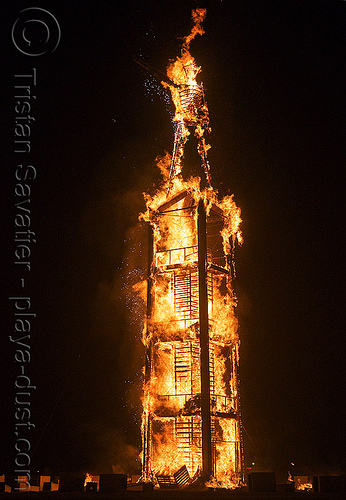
[138, 9, 244, 488]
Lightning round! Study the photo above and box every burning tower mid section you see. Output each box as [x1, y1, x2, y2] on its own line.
[139, 9, 243, 489]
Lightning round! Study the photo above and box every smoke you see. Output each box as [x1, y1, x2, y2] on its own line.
[155, 150, 171, 182]
[77, 153, 157, 474]
[80, 423, 142, 475]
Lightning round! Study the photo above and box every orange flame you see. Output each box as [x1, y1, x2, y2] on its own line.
[84, 473, 93, 487]
[182, 8, 207, 51]
[136, 8, 243, 489]
[138, 156, 243, 484]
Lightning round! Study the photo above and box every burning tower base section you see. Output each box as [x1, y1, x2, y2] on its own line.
[140, 177, 243, 488]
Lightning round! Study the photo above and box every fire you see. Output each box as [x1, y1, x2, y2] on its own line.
[294, 476, 313, 491]
[139, 168, 243, 486]
[136, 8, 243, 489]
[158, 8, 211, 188]
[296, 481, 313, 491]
[84, 473, 93, 487]
[182, 8, 206, 51]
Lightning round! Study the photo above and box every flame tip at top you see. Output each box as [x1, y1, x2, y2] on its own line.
[182, 8, 207, 51]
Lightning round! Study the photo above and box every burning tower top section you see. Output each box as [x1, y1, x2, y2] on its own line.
[163, 8, 212, 189]
[135, 8, 212, 190]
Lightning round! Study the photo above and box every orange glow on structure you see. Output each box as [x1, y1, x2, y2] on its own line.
[137, 9, 244, 489]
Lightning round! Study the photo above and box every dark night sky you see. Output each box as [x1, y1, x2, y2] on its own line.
[1, 0, 345, 482]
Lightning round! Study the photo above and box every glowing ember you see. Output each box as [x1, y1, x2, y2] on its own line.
[136, 9, 243, 489]
[294, 476, 313, 492]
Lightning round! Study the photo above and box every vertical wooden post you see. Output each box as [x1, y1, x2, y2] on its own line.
[198, 198, 213, 480]
[142, 222, 154, 480]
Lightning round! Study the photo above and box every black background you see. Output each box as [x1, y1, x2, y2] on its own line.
[1, 0, 345, 483]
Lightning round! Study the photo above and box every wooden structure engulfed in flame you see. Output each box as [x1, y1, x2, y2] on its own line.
[141, 182, 244, 488]
[138, 8, 243, 489]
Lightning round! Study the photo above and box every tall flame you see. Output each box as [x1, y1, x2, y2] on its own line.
[182, 8, 206, 51]
[136, 8, 243, 489]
